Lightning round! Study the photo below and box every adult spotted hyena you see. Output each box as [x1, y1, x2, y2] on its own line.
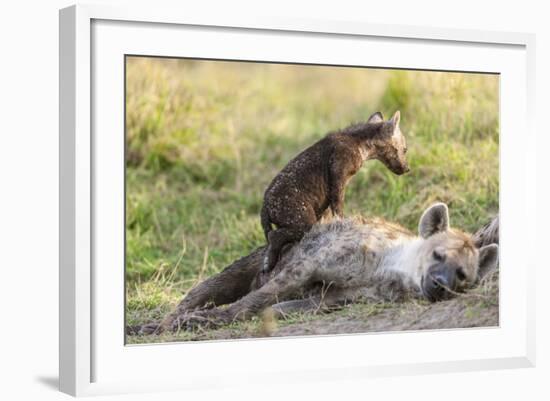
[261, 110, 409, 273]
[136, 203, 498, 334]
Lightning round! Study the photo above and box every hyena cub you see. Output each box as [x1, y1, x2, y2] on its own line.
[261, 110, 409, 273]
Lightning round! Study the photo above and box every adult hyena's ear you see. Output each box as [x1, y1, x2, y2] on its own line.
[367, 111, 384, 124]
[477, 244, 499, 279]
[418, 202, 450, 238]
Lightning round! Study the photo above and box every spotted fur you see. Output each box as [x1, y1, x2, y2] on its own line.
[145, 203, 498, 334]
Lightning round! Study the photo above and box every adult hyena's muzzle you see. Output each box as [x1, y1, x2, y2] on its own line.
[422, 264, 458, 302]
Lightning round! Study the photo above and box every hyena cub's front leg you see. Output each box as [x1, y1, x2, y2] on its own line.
[328, 151, 362, 218]
[172, 258, 316, 331]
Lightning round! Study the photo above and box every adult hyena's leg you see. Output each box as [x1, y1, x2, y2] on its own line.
[171, 257, 316, 331]
[179, 247, 265, 311]
[270, 286, 361, 317]
[271, 297, 322, 317]
[146, 247, 265, 334]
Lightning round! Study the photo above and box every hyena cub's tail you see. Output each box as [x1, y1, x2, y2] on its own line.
[260, 204, 273, 241]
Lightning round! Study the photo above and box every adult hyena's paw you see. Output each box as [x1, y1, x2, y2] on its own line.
[170, 310, 227, 332]
[139, 322, 162, 335]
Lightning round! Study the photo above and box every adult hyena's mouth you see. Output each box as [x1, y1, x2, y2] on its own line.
[420, 276, 435, 302]
[420, 274, 448, 303]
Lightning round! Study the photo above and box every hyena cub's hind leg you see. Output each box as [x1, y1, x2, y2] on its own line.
[262, 204, 317, 273]
[264, 226, 307, 272]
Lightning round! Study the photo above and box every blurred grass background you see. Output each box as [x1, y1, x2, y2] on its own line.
[125, 56, 499, 334]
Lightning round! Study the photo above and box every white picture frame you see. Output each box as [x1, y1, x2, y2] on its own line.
[59, 4, 536, 397]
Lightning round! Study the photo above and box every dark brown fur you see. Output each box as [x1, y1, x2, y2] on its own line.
[261, 111, 409, 272]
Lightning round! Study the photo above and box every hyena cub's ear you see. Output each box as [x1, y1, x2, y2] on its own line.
[385, 110, 402, 137]
[418, 202, 450, 238]
[390, 110, 401, 128]
[367, 111, 384, 124]
[477, 244, 499, 280]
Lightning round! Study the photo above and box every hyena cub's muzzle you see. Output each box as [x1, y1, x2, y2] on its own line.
[379, 149, 409, 175]
[391, 161, 410, 175]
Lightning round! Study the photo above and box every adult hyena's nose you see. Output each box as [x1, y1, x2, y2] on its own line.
[431, 273, 449, 289]
[426, 272, 452, 301]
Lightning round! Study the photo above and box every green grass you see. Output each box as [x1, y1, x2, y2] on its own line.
[125, 57, 499, 337]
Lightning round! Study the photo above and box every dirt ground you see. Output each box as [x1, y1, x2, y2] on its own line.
[127, 269, 498, 344]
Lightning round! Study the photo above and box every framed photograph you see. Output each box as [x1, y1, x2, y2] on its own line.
[59, 4, 536, 396]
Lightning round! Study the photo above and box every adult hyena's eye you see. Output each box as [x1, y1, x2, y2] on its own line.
[432, 249, 445, 262]
[456, 268, 466, 281]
